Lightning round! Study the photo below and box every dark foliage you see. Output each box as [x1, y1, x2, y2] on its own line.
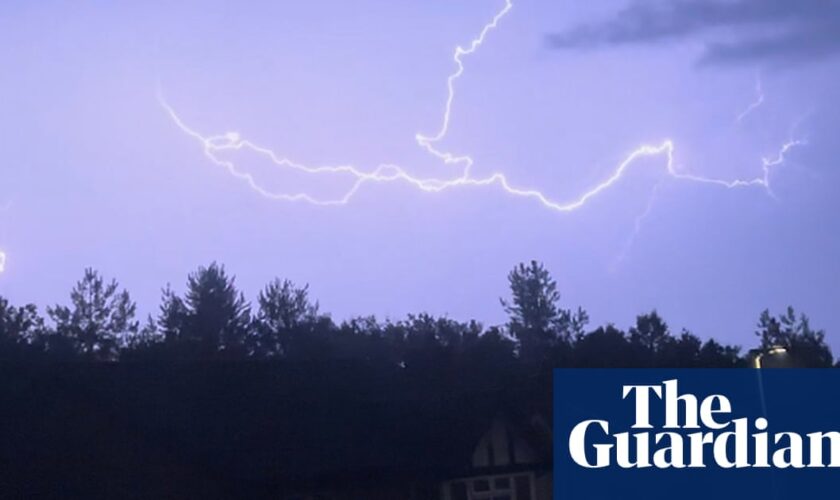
[0, 261, 832, 497]
[45, 268, 137, 361]
[0, 261, 830, 368]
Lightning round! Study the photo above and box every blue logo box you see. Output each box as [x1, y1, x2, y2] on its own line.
[554, 369, 840, 499]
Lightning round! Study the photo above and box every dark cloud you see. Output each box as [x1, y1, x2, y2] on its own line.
[547, 0, 840, 65]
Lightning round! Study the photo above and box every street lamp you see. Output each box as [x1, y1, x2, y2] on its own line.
[753, 346, 788, 369]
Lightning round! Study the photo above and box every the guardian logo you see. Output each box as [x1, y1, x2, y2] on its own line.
[568, 379, 840, 469]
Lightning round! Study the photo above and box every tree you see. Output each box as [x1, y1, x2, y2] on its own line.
[158, 284, 188, 344]
[252, 279, 319, 357]
[0, 297, 44, 359]
[46, 268, 137, 361]
[501, 261, 584, 366]
[458, 325, 518, 389]
[502, 261, 561, 334]
[629, 311, 670, 365]
[181, 263, 251, 358]
[124, 315, 162, 350]
[697, 339, 744, 368]
[334, 316, 404, 367]
[755, 307, 832, 367]
[572, 325, 632, 367]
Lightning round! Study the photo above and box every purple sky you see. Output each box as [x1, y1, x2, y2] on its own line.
[1, 0, 839, 350]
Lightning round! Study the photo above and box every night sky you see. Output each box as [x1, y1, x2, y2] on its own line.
[1, 0, 838, 350]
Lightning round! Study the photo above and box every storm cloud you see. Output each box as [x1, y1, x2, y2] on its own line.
[547, 0, 840, 65]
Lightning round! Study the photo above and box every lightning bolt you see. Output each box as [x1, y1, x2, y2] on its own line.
[414, 0, 513, 178]
[612, 180, 665, 270]
[735, 73, 765, 123]
[612, 125, 806, 268]
[0, 200, 10, 274]
[159, 0, 805, 217]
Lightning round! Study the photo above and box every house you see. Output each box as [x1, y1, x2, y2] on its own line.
[440, 415, 553, 500]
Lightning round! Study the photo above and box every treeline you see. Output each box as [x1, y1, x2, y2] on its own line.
[0, 261, 833, 368]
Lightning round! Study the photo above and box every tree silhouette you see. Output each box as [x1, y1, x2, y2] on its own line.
[502, 261, 561, 333]
[697, 338, 744, 368]
[0, 261, 828, 369]
[158, 284, 188, 344]
[501, 261, 586, 366]
[252, 278, 320, 358]
[121, 315, 163, 355]
[572, 324, 632, 367]
[627, 311, 671, 365]
[335, 316, 404, 367]
[0, 260, 834, 498]
[630, 311, 669, 353]
[46, 268, 137, 361]
[755, 307, 833, 367]
[171, 263, 251, 358]
[0, 297, 43, 360]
